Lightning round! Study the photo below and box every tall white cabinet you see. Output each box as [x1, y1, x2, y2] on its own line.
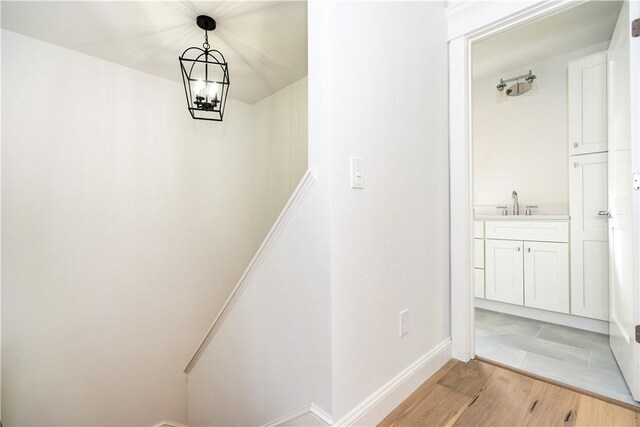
[568, 51, 610, 321]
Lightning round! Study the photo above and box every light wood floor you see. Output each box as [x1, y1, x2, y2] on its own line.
[379, 359, 640, 426]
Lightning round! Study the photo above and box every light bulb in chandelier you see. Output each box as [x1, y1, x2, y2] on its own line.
[194, 80, 205, 97]
[208, 83, 220, 103]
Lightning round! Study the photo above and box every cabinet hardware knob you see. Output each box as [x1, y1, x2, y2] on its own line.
[574, 142, 579, 148]
[517, 247, 521, 252]
[527, 248, 531, 253]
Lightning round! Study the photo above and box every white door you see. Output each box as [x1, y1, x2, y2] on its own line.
[570, 153, 610, 320]
[485, 239, 524, 305]
[524, 242, 569, 314]
[608, 0, 640, 401]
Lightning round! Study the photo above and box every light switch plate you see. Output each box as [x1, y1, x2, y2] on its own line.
[399, 309, 408, 338]
[350, 157, 364, 189]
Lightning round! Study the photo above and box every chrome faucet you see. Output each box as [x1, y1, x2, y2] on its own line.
[512, 191, 520, 215]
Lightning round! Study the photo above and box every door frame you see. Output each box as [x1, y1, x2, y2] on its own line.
[447, 0, 588, 361]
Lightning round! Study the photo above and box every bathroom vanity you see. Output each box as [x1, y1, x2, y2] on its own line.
[474, 214, 607, 332]
[474, 215, 569, 309]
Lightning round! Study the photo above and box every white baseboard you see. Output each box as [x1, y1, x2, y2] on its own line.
[333, 338, 452, 426]
[264, 402, 333, 427]
[475, 298, 608, 334]
[241, 339, 452, 427]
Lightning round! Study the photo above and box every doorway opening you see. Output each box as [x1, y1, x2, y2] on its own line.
[469, 0, 639, 407]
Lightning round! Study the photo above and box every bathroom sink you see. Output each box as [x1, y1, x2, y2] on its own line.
[474, 214, 570, 220]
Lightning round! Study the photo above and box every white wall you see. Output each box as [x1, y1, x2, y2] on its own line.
[1, 30, 307, 426]
[310, 1, 450, 420]
[185, 2, 451, 425]
[472, 42, 608, 214]
[253, 77, 308, 237]
[187, 175, 332, 426]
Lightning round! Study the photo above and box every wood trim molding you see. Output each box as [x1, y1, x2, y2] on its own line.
[333, 339, 452, 426]
[264, 403, 333, 427]
[449, 34, 474, 362]
[445, 1, 493, 25]
[309, 404, 334, 426]
[184, 170, 317, 373]
[445, 1, 586, 41]
[448, 0, 588, 365]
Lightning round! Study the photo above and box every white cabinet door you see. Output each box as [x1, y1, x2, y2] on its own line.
[474, 268, 485, 298]
[485, 239, 523, 305]
[569, 51, 608, 155]
[524, 242, 569, 313]
[570, 152, 609, 320]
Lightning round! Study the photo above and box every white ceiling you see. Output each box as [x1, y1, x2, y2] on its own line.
[472, 1, 622, 80]
[1, 1, 308, 104]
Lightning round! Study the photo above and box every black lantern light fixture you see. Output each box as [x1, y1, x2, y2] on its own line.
[179, 15, 230, 121]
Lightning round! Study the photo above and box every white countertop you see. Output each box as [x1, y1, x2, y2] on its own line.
[474, 214, 570, 221]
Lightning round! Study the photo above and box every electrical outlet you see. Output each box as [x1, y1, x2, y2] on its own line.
[399, 309, 409, 338]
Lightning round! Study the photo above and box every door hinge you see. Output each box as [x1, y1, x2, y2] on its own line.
[636, 325, 640, 343]
[633, 18, 640, 38]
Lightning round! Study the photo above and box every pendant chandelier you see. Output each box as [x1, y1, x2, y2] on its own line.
[179, 15, 230, 121]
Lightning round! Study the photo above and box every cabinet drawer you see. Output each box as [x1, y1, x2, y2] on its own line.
[474, 268, 485, 298]
[474, 239, 484, 269]
[485, 221, 569, 243]
[474, 221, 484, 238]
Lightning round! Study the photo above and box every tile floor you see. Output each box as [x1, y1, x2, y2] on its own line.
[475, 308, 639, 407]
